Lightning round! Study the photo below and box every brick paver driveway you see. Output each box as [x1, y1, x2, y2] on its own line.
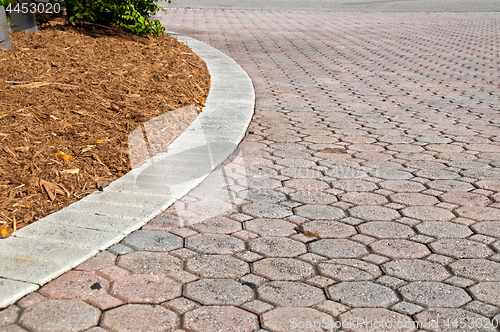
[2, 9, 500, 332]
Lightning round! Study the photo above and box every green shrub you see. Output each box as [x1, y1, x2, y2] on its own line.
[63, 0, 166, 36]
[0, 0, 14, 26]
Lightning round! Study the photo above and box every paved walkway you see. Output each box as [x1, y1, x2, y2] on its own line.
[2, 9, 500, 332]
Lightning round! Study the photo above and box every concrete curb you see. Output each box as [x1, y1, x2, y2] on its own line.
[0, 34, 255, 308]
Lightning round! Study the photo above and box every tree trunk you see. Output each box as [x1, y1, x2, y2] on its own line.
[0, 5, 12, 49]
[10, 0, 38, 34]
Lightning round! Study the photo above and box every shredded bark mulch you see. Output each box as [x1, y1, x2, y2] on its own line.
[0, 17, 210, 235]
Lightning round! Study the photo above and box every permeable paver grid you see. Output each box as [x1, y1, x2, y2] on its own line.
[2, 10, 500, 332]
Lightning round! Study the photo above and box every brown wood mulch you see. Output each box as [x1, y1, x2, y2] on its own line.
[0, 17, 210, 236]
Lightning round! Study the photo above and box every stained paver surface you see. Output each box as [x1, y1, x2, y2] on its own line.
[2, 8, 500, 332]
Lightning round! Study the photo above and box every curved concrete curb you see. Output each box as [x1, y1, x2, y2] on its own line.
[0, 34, 255, 308]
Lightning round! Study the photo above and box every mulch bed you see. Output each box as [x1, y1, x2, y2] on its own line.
[0, 16, 210, 236]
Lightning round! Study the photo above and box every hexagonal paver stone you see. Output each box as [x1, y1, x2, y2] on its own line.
[476, 179, 500, 191]
[117, 251, 182, 274]
[249, 237, 307, 257]
[358, 221, 415, 239]
[440, 191, 492, 206]
[325, 167, 368, 180]
[110, 275, 181, 303]
[450, 259, 500, 281]
[349, 206, 400, 221]
[380, 180, 426, 192]
[399, 282, 471, 308]
[262, 307, 334, 332]
[284, 178, 330, 191]
[415, 308, 496, 332]
[76, 250, 116, 271]
[39, 271, 110, 301]
[184, 306, 258, 332]
[471, 221, 500, 238]
[101, 304, 179, 332]
[318, 259, 381, 281]
[401, 206, 454, 221]
[240, 189, 287, 203]
[294, 205, 346, 220]
[415, 221, 473, 239]
[19, 299, 100, 332]
[390, 192, 440, 206]
[122, 230, 183, 251]
[327, 281, 398, 308]
[470, 282, 500, 307]
[416, 169, 460, 180]
[253, 258, 315, 280]
[382, 259, 451, 281]
[0, 306, 19, 326]
[244, 218, 297, 236]
[290, 191, 338, 205]
[371, 169, 413, 180]
[332, 179, 378, 192]
[309, 239, 368, 259]
[339, 308, 416, 332]
[189, 216, 242, 234]
[186, 234, 245, 254]
[427, 179, 475, 192]
[281, 167, 323, 178]
[370, 239, 430, 259]
[186, 255, 249, 278]
[456, 206, 500, 221]
[184, 279, 254, 305]
[301, 220, 357, 238]
[258, 281, 325, 306]
[241, 203, 293, 218]
[339, 192, 389, 205]
[429, 239, 494, 259]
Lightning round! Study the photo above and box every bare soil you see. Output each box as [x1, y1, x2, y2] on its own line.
[0, 16, 210, 235]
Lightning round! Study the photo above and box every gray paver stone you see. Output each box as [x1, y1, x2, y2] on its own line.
[349, 206, 401, 221]
[186, 254, 249, 278]
[370, 239, 430, 259]
[318, 259, 381, 281]
[382, 259, 451, 281]
[244, 218, 297, 237]
[358, 221, 415, 239]
[184, 279, 254, 305]
[429, 239, 494, 259]
[294, 205, 346, 220]
[183, 306, 258, 332]
[186, 234, 245, 254]
[117, 251, 182, 275]
[327, 281, 398, 308]
[254, 257, 315, 280]
[449, 259, 500, 281]
[469, 282, 500, 307]
[249, 237, 307, 257]
[415, 221, 473, 239]
[399, 282, 471, 307]
[241, 203, 293, 218]
[122, 230, 183, 251]
[309, 239, 368, 259]
[258, 281, 325, 306]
